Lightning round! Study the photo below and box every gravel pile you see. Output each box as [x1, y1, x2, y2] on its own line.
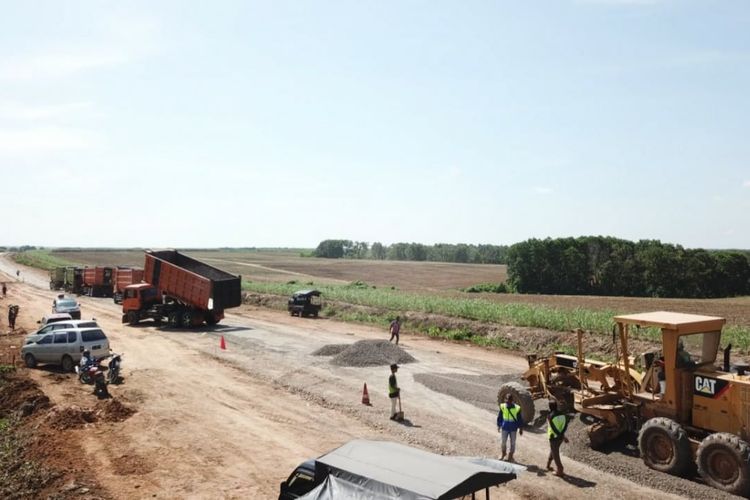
[312, 344, 349, 356]
[329, 340, 416, 367]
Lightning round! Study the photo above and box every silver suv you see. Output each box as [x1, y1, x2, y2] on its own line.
[26, 319, 99, 344]
[21, 325, 110, 372]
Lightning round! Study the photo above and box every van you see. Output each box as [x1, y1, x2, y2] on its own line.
[26, 319, 99, 344]
[21, 326, 110, 372]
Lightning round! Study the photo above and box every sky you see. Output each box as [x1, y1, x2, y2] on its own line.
[1, 0, 748, 249]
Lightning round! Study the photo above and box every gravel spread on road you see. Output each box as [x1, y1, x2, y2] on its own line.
[415, 371, 741, 499]
[328, 340, 416, 367]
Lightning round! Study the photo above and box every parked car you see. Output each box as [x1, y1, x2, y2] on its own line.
[40, 313, 73, 325]
[52, 296, 81, 319]
[22, 325, 108, 372]
[287, 290, 322, 318]
[28, 319, 99, 343]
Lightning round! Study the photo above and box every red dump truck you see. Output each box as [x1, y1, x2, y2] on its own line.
[82, 267, 114, 297]
[121, 250, 242, 327]
[112, 267, 144, 304]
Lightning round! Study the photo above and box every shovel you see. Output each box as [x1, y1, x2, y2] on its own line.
[394, 396, 405, 422]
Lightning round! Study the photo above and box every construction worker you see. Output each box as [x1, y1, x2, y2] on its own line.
[546, 399, 569, 477]
[1, 283, 6, 297]
[8, 304, 19, 331]
[388, 363, 400, 420]
[677, 339, 694, 368]
[389, 316, 401, 345]
[497, 393, 523, 462]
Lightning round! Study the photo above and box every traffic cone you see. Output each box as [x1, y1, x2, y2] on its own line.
[362, 383, 371, 405]
[220, 335, 226, 350]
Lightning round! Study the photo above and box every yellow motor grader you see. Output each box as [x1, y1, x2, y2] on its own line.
[498, 311, 750, 496]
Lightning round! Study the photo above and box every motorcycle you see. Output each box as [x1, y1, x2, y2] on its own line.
[75, 357, 110, 399]
[107, 353, 123, 385]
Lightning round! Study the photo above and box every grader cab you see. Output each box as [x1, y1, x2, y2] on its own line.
[499, 311, 750, 496]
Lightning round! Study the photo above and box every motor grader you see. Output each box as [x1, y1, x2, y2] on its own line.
[497, 311, 750, 496]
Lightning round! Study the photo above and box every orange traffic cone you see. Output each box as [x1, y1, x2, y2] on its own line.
[362, 383, 371, 405]
[220, 335, 226, 350]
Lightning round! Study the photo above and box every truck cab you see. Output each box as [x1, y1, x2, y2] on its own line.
[278, 460, 319, 499]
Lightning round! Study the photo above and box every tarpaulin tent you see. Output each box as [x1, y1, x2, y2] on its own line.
[299, 439, 519, 500]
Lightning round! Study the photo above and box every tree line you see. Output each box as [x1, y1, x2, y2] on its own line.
[506, 237, 750, 298]
[313, 240, 509, 264]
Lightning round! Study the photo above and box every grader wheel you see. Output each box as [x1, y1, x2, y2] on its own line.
[497, 382, 535, 424]
[638, 417, 692, 476]
[697, 433, 750, 496]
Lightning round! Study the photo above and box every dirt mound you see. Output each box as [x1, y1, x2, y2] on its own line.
[111, 452, 154, 476]
[312, 344, 349, 356]
[46, 406, 98, 430]
[0, 373, 50, 418]
[330, 340, 416, 367]
[95, 399, 136, 423]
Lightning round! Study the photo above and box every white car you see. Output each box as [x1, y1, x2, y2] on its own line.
[22, 325, 109, 372]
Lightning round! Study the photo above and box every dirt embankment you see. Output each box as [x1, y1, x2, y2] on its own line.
[0, 368, 138, 500]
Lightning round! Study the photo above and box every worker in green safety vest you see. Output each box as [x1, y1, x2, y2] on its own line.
[497, 393, 524, 462]
[546, 399, 569, 477]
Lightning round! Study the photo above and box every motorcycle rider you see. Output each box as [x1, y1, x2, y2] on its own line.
[80, 349, 95, 371]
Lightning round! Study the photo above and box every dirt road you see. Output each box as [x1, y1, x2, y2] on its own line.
[0, 255, 728, 499]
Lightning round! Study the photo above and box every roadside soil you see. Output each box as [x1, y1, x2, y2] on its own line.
[0, 255, 739, 499]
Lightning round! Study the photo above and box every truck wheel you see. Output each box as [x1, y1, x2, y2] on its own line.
[638, 417, 692, 476]
[181, 310, 193, 328]
[497, 382, 535, 424]
[205, 314, 218, 326]
[168, 311, 180, 328]
[61, 355, 74, 373]
[24, 354, 37, 369]
[698, 433, 750, 495]
[127, 311, 139, 326]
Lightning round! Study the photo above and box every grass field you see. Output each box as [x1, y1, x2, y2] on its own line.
[14, 248, 750, 353]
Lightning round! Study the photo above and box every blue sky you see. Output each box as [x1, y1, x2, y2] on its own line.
[1, 0, 748, 249]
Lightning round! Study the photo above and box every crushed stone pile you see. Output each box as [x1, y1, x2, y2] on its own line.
[312, 344, 349, 356]
[329, 340, 416, 367]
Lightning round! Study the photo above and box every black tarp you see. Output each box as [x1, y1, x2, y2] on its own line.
[303, 439, 519, 500]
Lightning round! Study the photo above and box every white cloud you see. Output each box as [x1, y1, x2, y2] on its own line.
[0, 50, 126, 81]
[0, 101, 93, 121]
[0, 127, 100, 153]
[533, 186, 554, 195]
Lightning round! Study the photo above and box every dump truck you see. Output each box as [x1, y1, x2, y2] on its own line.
[121, 250, 241, 328]
[49, 267, 66, 290]
[81, 266, 114, 297]
[503, 311, 750, 496]
[112, 267, 144, 304]
[63, 267, 83, 295]
[279, 439, 517, 500]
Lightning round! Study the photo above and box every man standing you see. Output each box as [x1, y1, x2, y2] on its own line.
[546, 399, 569, 477]
[2, 283, 6, 297]
[389, 316, 401, 345]
[497, 393, 524, 462]
[8, 304, 19, 331]
[388, 363, 400, 420]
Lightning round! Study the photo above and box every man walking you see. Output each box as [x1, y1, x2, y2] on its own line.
[388, 363, 400, 420]
[546, 399, 569, 477]
[389, 316, 401, 345]
[2, 283, 6, 297]
[497, 393, 524, 461]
